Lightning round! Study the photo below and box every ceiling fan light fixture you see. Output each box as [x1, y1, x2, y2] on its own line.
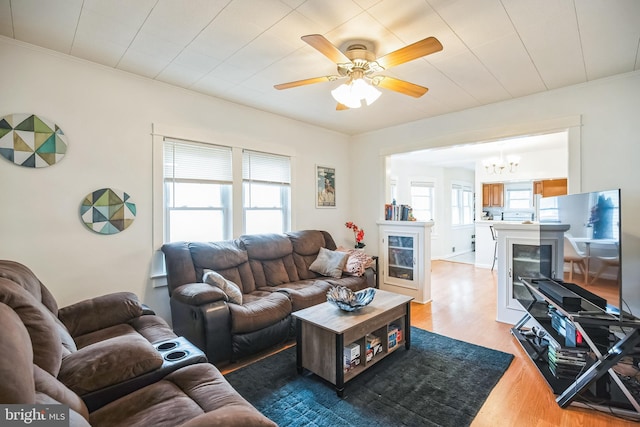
[331, 83, 360, 108]
[276, 34, 442, 110]
[331, 78, 381, 108]
[361, 80, 382, 106]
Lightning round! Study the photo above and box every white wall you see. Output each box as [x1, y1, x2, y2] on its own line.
[0, 39, 351, 321]
[351, 70, 640, 316]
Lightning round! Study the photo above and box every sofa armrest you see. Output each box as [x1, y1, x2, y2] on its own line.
[172, 283, 228, 306]
[141, 303, 156, 315]
[58, 334, 163, 396]
[170, 297, 232, 364]
[58, 292, 145, 337]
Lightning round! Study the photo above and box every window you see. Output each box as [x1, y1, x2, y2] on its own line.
[410, 181, 434, 221]
[390, 178, 397, 204]
[452, 183, 473, 226]
[164, 138, 232, 242]
[242, 150, 291, 235]
[506, 188, 532, 209]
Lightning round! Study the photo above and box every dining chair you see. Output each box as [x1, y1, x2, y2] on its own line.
[490, 225, 497, 271]
[564, 235, 587, 282]
[590, 256, 620, 285]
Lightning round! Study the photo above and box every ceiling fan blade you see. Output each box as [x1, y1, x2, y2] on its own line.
[336, 103, 349, 111]
[375, 76, 428, 98]
[376, 37, 443, 69]
[301, 34, 351, 64]
[274, 76, 336, 90]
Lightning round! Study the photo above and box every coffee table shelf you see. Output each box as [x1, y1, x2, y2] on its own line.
[343, 322, 404, 382]
[293, 289, 413, 397]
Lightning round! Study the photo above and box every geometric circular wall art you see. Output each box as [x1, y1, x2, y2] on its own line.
[0, 113, 68, 168]
[81, 188, 136, 235]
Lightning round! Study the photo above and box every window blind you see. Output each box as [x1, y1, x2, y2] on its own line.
[242, 150, 291, 184]
[411, 181, 434, 188]
[452, 183, 471, 192]
[164, 138, 232, 182]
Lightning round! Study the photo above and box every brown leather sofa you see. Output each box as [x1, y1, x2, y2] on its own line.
[162, 230, 376, 365]
[0, 297, 276, 426]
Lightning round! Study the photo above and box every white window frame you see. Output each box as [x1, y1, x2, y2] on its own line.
[242, 149, 291, 235]
[505, 183, 533, 210]
[389, 178, 398, 204]
[163, 138, 233, 243]
[410, 181, 434, 221]
[452, 182, 473, 226]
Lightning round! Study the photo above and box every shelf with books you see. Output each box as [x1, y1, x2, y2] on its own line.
[384, 204, 413, 221]
[343, 317, 407, 382]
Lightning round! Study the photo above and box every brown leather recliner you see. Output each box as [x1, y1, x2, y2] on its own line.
[0, 260, 193, 410]
[0, 298, 276, 426]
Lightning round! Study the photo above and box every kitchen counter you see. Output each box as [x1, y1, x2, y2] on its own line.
[476, 220, 537, 225]
[475, 221, 497, 269]
[474, 220, 538, 268]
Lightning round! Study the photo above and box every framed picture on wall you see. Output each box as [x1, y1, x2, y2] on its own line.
[316, 165, 336, 208]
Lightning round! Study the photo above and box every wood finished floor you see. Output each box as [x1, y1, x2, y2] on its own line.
[222, 260, 637, 426]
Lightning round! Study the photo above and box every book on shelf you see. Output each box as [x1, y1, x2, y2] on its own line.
[388, 324, 402, 350]
[344, 342, 361, 372]
[366, 334, 382, 361]
[384, 204, 413, 221]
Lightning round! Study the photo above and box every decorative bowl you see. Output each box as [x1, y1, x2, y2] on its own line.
[326, 286, 376, 312]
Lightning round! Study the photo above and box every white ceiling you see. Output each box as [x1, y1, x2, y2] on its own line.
[391, 130, 567, 170]
[1, 0, 639, 135]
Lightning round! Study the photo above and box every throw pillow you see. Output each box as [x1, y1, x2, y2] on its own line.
[202, 269, 243, 305]
[309, 247, 349, 279]
[336, 246, 374, 277]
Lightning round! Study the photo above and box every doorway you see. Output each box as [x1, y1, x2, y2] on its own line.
[385, 131, 570, 265]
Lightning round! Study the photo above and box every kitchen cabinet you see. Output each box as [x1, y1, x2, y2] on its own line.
[533, 179, 567, 197]
[482, 183, 504, 207]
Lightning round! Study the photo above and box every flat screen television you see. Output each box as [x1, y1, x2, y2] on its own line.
[539, 189, 626, 319]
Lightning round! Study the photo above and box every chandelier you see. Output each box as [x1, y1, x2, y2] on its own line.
[483, 154, 520, 174]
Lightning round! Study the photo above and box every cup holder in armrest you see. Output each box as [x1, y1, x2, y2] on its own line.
[153, 336, 207, 368]
[156, 341, 179, 351]
[164, 350, 189, 361]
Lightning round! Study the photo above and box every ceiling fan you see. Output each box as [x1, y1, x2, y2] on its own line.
[274, 34, 443, 110]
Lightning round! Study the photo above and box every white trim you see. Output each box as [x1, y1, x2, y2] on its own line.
[379, 115, 582, 157]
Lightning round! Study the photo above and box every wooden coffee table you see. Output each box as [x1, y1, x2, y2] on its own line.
[292, 288, 413, 397]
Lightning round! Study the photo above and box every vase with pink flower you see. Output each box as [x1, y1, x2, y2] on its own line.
[345, 221, 365, 249]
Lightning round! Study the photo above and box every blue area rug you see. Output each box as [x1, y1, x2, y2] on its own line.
[225, 327, 513, 427]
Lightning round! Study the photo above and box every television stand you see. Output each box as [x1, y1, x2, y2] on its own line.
[556, 328, 640, 407]
[511, 278, 640, 419]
